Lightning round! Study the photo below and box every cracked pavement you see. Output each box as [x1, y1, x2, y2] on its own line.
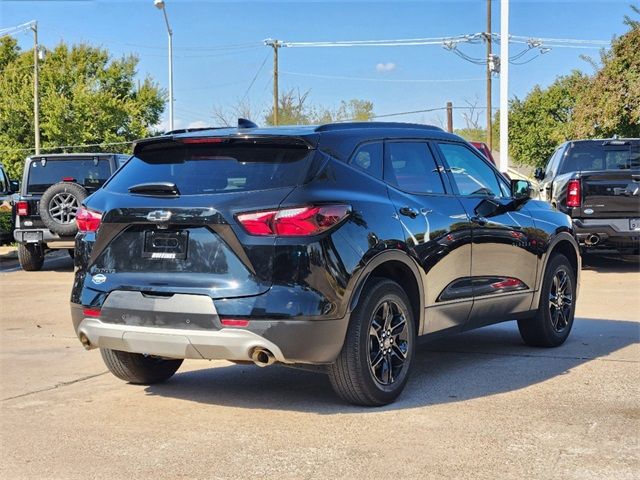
[0, 251, 638, 479]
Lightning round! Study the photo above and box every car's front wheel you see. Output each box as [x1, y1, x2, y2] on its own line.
[100, 348, 183, 385]
[518, 253, 576, 347]
[329, 278, 416, 406]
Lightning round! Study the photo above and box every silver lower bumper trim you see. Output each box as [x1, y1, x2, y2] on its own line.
[77, 318, 288, 362]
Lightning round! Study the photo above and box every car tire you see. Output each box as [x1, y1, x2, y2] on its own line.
[39, 182, 88, 236]
[518, 254, 576, 347]
[17, 243, 44, 271]
[100, 348, 183, 385]
[328, 277, 416, 406]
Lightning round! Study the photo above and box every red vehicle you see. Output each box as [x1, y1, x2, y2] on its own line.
[470, 141, 496, 165]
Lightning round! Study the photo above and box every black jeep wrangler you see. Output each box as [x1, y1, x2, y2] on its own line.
[14, 153, 129, 270]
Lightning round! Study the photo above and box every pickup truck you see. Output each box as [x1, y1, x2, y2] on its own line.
[534, 139, 639, 254]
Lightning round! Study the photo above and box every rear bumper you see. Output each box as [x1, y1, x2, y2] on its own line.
[70, 299, 349, 364]
[14, 228, 75, 248]
[573, 218, 640, 247]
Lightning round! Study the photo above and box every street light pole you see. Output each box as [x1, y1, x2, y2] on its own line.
[499, 0, 509, 173]
[154, 0, 174, 131]
[31, 21, 40, 155]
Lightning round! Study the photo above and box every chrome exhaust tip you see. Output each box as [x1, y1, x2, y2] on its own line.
[251, 347, 276, 367]
[586, 234, 600, 246]
[78, 332, 92, 350]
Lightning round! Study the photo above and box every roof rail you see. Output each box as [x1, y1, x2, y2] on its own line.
[315, 122, 444, 133]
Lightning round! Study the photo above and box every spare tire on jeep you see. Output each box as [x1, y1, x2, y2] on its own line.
[39, 182, 88, 236]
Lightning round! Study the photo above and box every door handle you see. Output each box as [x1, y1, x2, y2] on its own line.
[470, 215, 487, 226]
[399, 206, 419, 218]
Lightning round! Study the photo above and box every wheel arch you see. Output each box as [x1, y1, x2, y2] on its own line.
[532, 231, 581, 308]
[348, 250, 424, 335]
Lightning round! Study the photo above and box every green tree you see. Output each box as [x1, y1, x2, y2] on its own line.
[0, 39, 165, 178]
[505, 71, 589, 168]
[264, 88, 374, 126]
[571, 20, 640, 138]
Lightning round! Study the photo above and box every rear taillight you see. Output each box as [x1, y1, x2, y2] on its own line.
[16, 201, 29, 216]
[82, 307, 101, 318]
[566, 179, 581, 208]
[236, 205, 351, 237]
[76, 207, 102, 232]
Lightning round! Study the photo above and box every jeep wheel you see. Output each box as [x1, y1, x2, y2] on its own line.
[100, 348, 183, 385]
[328, 278, 415, 406]
[39, 182, 88, 236]
[518, 254, 576, 347]
[17, 243, 45, 271]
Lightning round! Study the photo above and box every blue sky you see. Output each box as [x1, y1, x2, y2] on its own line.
[1, 0, 634, 130]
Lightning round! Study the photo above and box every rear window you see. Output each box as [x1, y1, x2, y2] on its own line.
[27, 158, 112, 194]
[105, 144, 313, 195]
[559, 143, 640, 174]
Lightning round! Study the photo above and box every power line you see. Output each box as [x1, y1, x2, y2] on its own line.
[281, 71, 485, 83]
[240, 53, 270, 103]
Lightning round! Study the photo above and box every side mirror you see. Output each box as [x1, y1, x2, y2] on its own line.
[533, 167, 545, 181]
[511, 179, 532, 200]
[9, 180, 20, 193]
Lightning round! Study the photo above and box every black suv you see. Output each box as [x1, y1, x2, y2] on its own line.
[71, 122, 580, 406]
[14, 153, 128, 270]
[534, 139, 639, 254]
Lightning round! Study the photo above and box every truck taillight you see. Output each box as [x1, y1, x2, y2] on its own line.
[566, 179, 581, 208]
[237, 205, 351, 236]
[16, 201, 29, 216]
[76, 207, 102, 232]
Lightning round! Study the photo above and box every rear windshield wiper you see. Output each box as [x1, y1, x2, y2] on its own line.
[128, 182, 180, 196]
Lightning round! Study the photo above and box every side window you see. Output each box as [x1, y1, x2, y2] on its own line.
[384, 142, 445, 194]
[545, 148, 562, 178]
[0, 169, 7, 192]
[438, 143, 503, 197]
[350, 142, 383, 179]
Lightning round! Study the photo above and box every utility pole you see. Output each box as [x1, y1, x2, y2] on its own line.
[265, 39, 282, 125]
[32, 21, 40, 155]
[154, 0, 174, 131]
[485, 0, 492, 151]
[446, 102, 453, 133]
[499, 0, 509, 172]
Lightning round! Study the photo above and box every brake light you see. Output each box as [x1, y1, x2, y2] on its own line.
[83, 307, 101, 318]
[566, 179, 581, 208]
[181, 137, 226, 144]
[16, 201, 29, 216]
[236, 205, 351, 236]
[76, 207, 102, 232]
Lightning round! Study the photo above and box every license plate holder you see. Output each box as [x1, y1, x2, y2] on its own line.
[142, 230, 188, 260]
[630, 219, 640, 231]
[22, 231, 43, 243]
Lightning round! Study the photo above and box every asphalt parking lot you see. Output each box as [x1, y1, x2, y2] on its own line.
[0, 250, 638, 479]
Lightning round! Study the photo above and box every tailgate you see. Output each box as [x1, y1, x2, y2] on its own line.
[581, 170, 640, 218]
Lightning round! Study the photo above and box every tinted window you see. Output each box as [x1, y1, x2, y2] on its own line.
[27, 159, 112, 194]
[559, 143, 640, 174]
[545, 148, 562, 178]
[384, 142, 445, 194]
[438, 143, 503, 197]
[0, 168, 7, 192]
[350, 142, 382, 179]
[106, 144, 312, 195]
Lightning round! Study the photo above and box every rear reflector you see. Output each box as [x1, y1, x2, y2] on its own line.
[76, 207, 102, 233]
[83, 308, 101, 318]
[237, 205, 351, 237]
[566, 179, 581, 208]
[16, 201, 29, 216]
[220, 318, 249, 327]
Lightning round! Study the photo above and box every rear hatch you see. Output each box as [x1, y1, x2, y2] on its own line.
[562, 142, 640, 218]
[84, 137, 316, 299]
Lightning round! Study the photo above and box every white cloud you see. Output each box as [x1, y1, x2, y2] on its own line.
[375, 62, 396, 73]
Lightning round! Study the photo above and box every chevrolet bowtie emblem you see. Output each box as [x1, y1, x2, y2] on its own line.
[146, 210, 172, 222]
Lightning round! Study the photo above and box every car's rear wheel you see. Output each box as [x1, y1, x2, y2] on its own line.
[328, 278, 415, 406]
[100, 348, 183, 385]
[17, 243, 44, 271]
[518, 254, 576, 347]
